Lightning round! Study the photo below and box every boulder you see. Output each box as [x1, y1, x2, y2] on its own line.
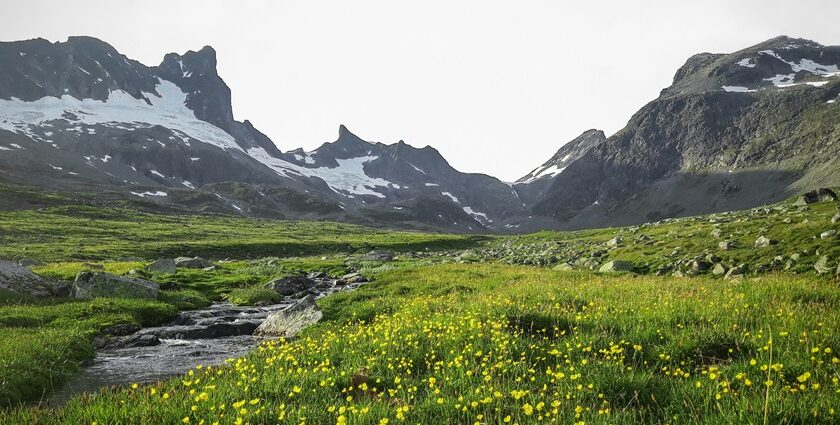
[553, 263, 575, 271]
[146, 259, 176, 274]
[0, 259, 59, 297]
[754, 236, 776, 248]
[712, 263, 727, 276]
[794, 188, 837, 206]
[307, 271, 328, 280]
[339, 272, 368, 285]
[267, 275, 314, 296]
[94, 333, 161, 349]
[724, 264, 746, 280]
[598, 260, 634, 273]
[814, 256, 833, 274]
[820, 230, 837, 240]
[72, 272, 159, 299]
[832, 213, 840, 224]
[719, 240, 737, 250]
[605, 237, 622, 247]
[174, 257, 213, 269]
[254, 295, 323, 338]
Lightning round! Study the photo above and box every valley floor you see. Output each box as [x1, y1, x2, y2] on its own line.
[0, 194, 838, 424]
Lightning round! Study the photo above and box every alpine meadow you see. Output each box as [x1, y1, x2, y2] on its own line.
[2, 2, 840, 424]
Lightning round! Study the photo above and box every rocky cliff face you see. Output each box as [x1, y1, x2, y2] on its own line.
[524, 36, 840, 228]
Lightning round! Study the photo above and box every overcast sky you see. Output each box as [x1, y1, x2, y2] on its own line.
[2, 1, 839, 180]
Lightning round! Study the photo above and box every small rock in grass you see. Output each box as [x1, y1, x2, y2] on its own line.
[598, 260, 634, 273]
[754, 236, 776, 248]
[146, 259, 176, 274]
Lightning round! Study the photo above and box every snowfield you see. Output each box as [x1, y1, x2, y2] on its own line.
[0, 79, 243, 152]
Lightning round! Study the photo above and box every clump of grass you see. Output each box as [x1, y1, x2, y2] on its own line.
[223, 287, 282, 306]
[0, 298, 178, 407]
[157, 290, 212, 310]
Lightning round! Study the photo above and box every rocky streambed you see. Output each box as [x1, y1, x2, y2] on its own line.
[46, 273, 367, 407]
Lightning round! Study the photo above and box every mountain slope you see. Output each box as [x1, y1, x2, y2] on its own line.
[0, 37, 527, 232]
[527, 36, 840, 228]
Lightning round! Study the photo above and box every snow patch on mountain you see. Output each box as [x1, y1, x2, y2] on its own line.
[0, 79, 242, 152]
[130, 191, 168, 198]
[247, 147, 398, 198]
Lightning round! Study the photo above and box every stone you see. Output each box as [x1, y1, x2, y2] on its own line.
[598, 260, 634, 273]
[174, 257, 213, 269]
[719, 240, 737, 250]
[101, 323, 141, 336]
[339, 272, 368, 285]
[553, 263, 574, 271]
[754, 236, 776, 248]
[145, 259, 176, 274]
[254, 295, 323, 338]
[689, 260, 710, 274]
[710, 228, 723, 238]
[72, 272, 159, 299]
[814, 256, 833, 274]
[605, 237, 622, 247]
[794, 188, 837, 206]
[0, 259, 56, 297]
[93, 333, 161, 350]
[307, 271, 328, 279]
[820, 230, 837, 239]
[712, 263, 727, 276]
[266, 275, 314, 296]
[724, 264, 746, 280]
[705, 254, 720, 264]
[832, 213, 840, 224]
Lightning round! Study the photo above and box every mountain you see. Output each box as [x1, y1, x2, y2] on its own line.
[517, 35, 840, 229]
[1, 35, 839, 233]
[0, 36, 526, 232]
[512, 129, 606, 206]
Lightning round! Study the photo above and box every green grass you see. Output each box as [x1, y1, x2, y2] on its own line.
[4, 264, 839, 424]
[0, 205, 486, 262]
[0, 195, 838, 422]
[0, 298, 178, 407]
[223, 287, 283, 306]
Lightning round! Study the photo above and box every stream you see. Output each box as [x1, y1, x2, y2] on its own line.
[46, 275, 364, 407]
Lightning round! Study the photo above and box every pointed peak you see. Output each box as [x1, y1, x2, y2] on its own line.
[338, 124, 351, 137]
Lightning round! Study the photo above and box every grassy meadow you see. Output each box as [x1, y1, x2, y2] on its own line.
[3, 265, 839, 424]
[0, 194, 838, 423]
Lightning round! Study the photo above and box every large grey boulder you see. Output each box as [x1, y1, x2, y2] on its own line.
[711, 263, 727, 276]
[794, 188, 837, 206]
[719, 240, 737, 250]
[254, 295, 322, 338]
[605, 236, 623, 247]
[0, 259, 55, 297]
[598, 260, 634, 273]
[814, 256, 834, 274]
[146, 259, 176, 274]
[174, 257, 213, 269]
[72, 272, 159, 299]
[754, 236, 776, 248]
[338, 272, 368, 285]
[267, 275, 314, 296]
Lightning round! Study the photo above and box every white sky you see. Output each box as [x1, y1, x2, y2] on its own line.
[2, 1, 839, 181]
